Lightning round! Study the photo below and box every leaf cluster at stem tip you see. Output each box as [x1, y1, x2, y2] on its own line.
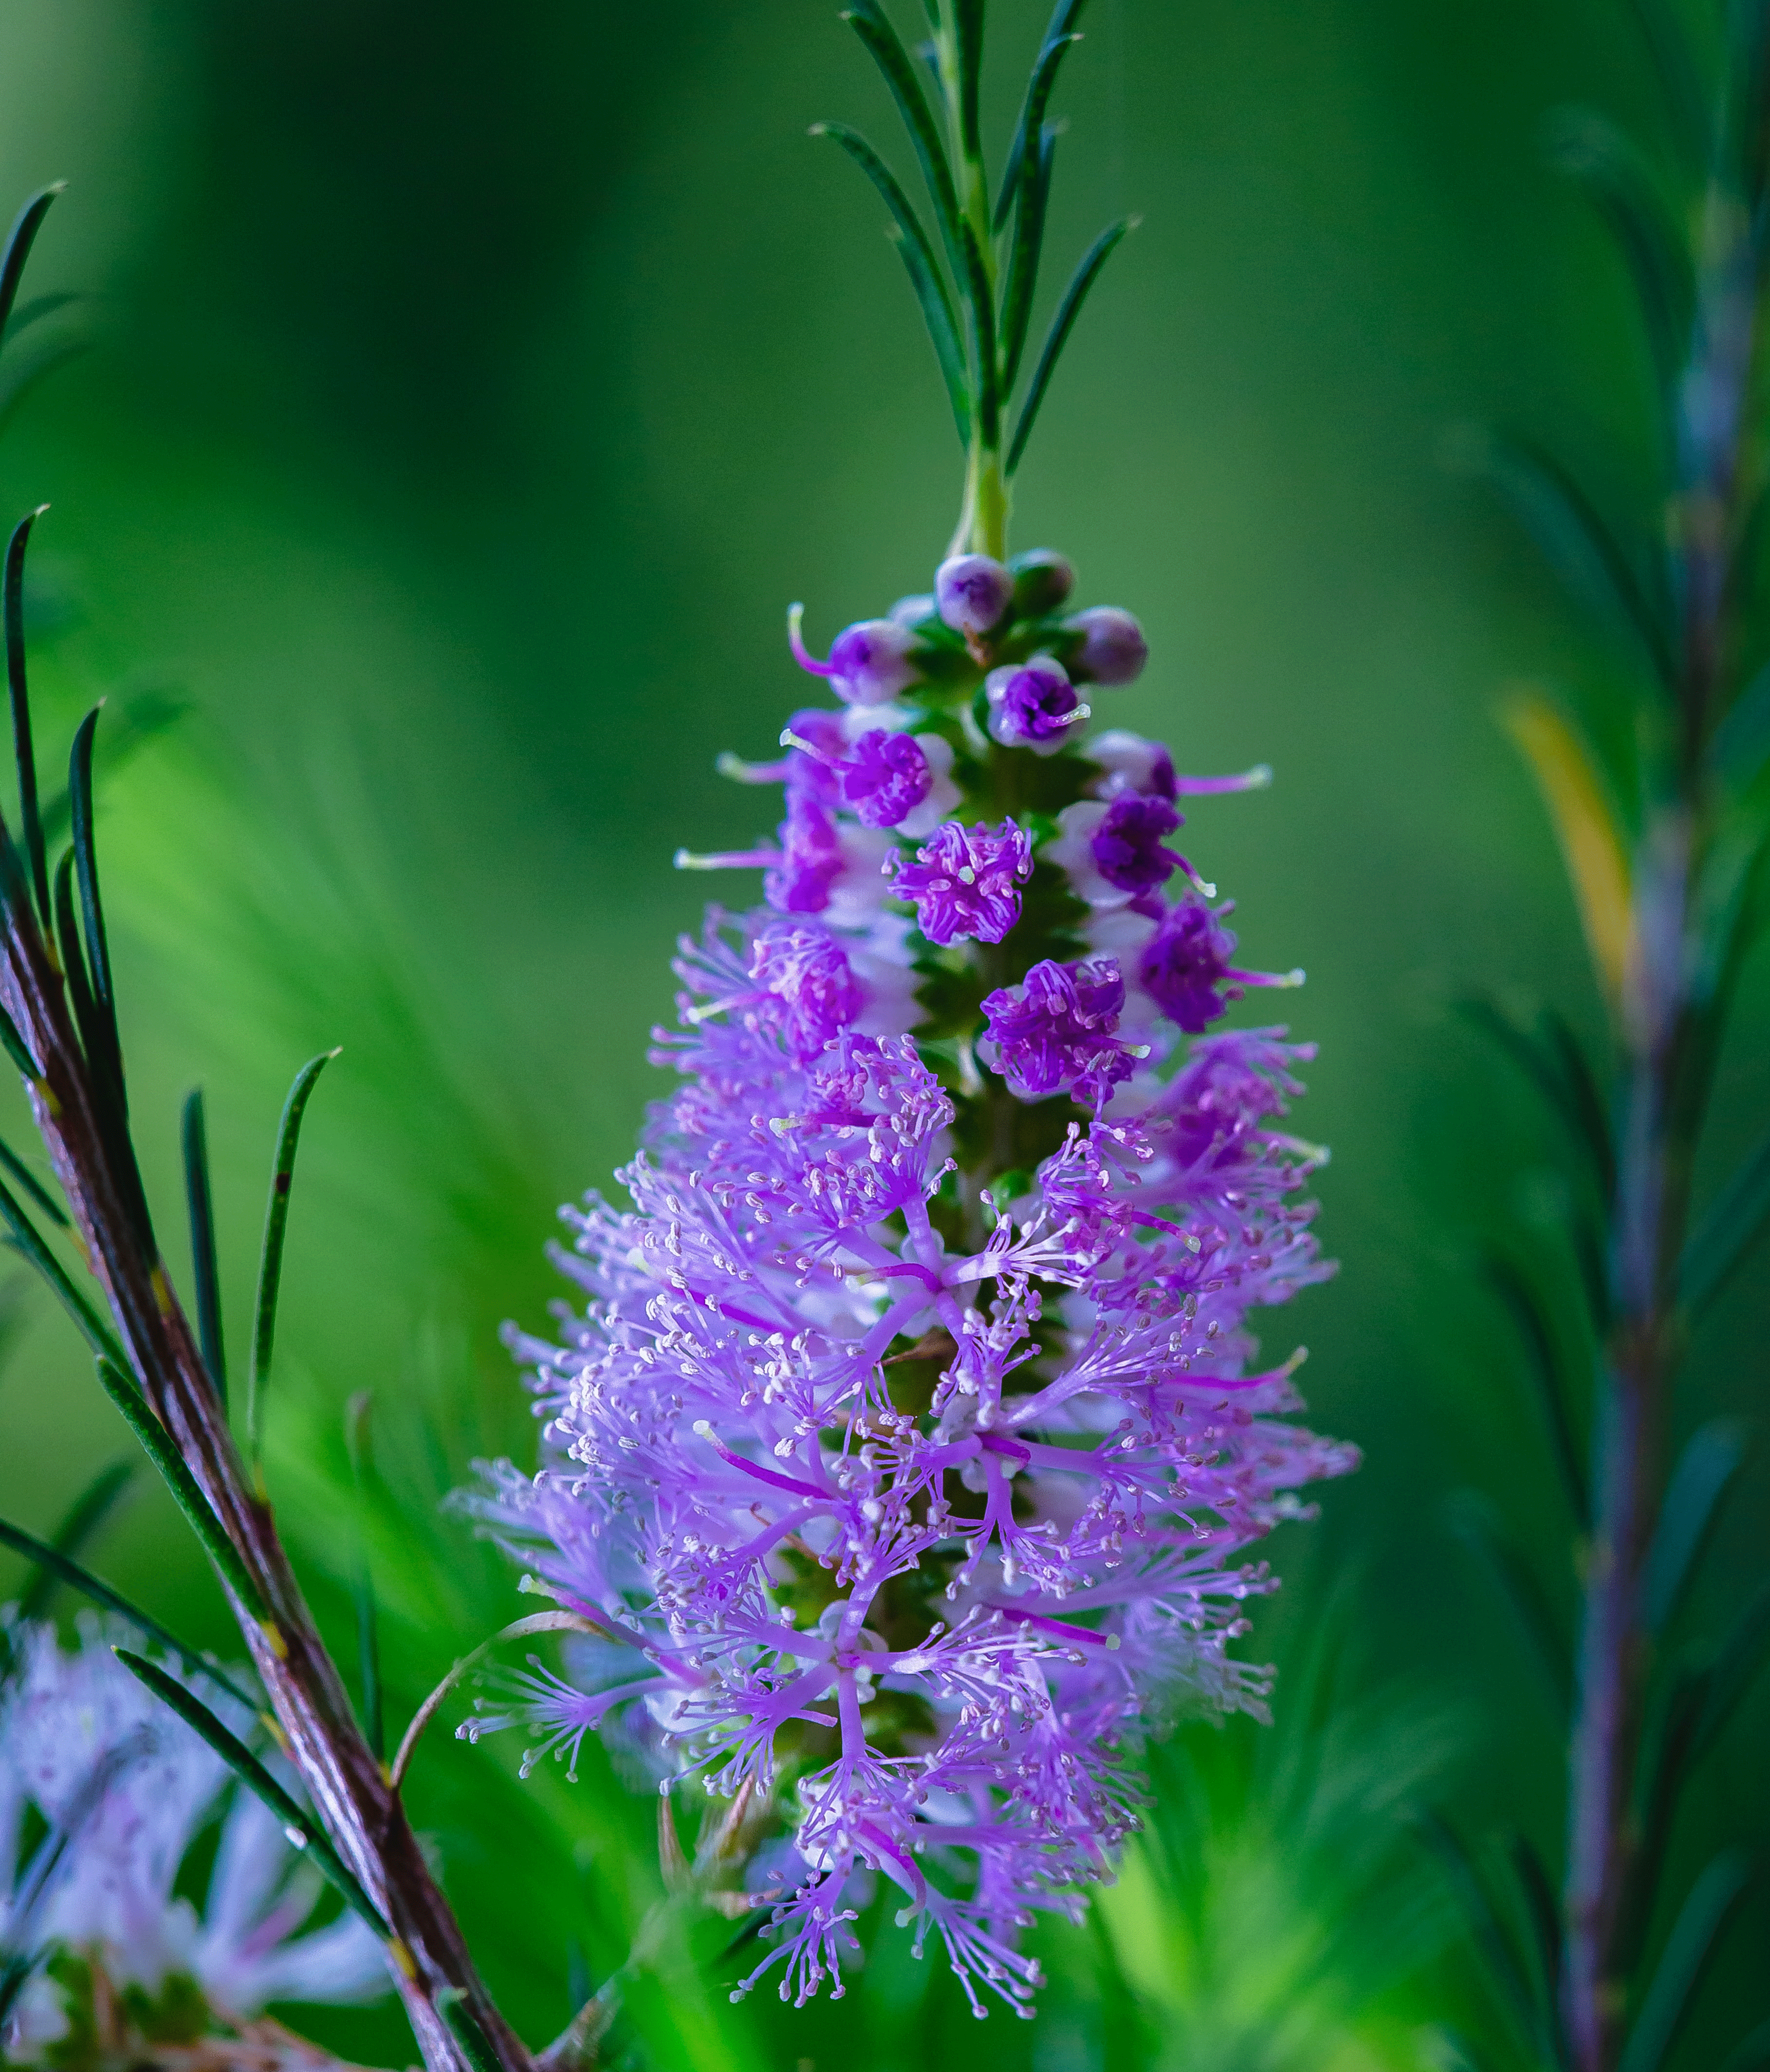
[818, 0, 1134, 554]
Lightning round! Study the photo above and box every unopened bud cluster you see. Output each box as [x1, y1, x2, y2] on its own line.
[464, 543, 1351, 2018]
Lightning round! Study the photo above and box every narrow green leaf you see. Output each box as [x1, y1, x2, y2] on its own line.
[1642, 1419, 1745, 1635]
[4, 506, 51, 926]
[953, 0, 984, 165]
[1679, 1126, 1770, 1313]
[1709, 653, 1770, 791]
[1455, 993, 1614, 1199]
[92, 1355, 274, 1634]
[959, 214, 999, 449]
[1005, 216, 1133, 476]
[37, 688, 187, 852]
[1503, 1833, 1562, 2020]
[345, 1390, 384, 1763]
[247, 1049, 338, 1477]
[1545, 107, 1693, 399]
[68, 709, 120, 1068]
[842, 3, 965, 281]
[1616, 1851, 1750, 2072]
[3, 292, 79, 341]
[1718, 2016, 1770, 2072]
[0, 187, 64, 348]
[1479, 1253, 1588, 1530]
[0, 1133, 68, 1228]
[994, 0, 1086, 232]
[1692, 1574, 1770, 1762]
[113, 1646, 391, 1941]
[1414, 1810, 1546, 2056]
[1445, 1489, 1572, 1711]
[1622, 1669, 1709, 1978]
[1624, 0, 1709, 174]
[436, 1987, 506, 2072]
[0, 998, 39, 1082]
[811, 122, 970, 444]
[181, 1088, 225, 1408]
[997, 124, 1057, 395]
[0, 1511, 259, 1711]
[0, 1167, 126, 1367]
[16, 1459, 132, 1623]
[1472, 433, 1674, 691]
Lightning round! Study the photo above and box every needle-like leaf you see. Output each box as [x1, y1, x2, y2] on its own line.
[436, 1988, 506, 2072]
[1446, 1490, 1573, 1712]
[994, 1, 1086, 232]
[1546, 107, 1694, 402]
[1005, 216, 1133, 476]
[1479, 1251, 1588, 1529]
[0, 1132, 68, 1228]
[68, 708, 121, 1092]
[1642, 1419, 1745, 1635]
[1475, 435, 1674, 692]
[1414, 1810, 1548, 2058]
[0, 1166, 127, 1368]
[1691, 1574, 1770, 1763]
[113, 1646, 392, 1942]
[811, 122, 970, 444]
[15, 1458, 132, 1623]
[4, 506, 51, 926]
[247, 1049, 338, 1479]
[181, 1087, 225, 1407]
[997, 124, 1057, 395]
[1679, 1124, 1770, 1314]
[92, 1354, 276, 1636]
[0, 1511, 259, 1711]
[842, 3, 964, 281]
[1616, 1851, 1750, 2072]
[0, 186, 63, 349]
[345, 1390, 384, 1762]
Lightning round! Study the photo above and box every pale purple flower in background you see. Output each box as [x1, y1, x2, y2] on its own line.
[0, 1622, 387, 2058]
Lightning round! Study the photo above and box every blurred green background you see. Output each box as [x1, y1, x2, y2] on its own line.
[0, 2, 1764, 2067]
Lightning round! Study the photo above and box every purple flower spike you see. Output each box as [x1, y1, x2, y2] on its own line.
[984, 656, 1090, 753]
[1091, 794, 1182, 895]
[1138, 898, 1239, 1033]
[840, 729, 933, 827]
[979, 956, 1140, 1105]
[935, 553, 1014, 637]
[790, 605, 924, 705]
[886, 817, 1032, 945]
[1065, 605, 1148, 686]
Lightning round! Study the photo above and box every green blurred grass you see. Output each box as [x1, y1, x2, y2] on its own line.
[0, 3, 1763, 2067]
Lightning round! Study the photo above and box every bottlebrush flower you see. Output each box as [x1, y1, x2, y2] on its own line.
[0, 1620, 386, 2060]
[461, 537, 1354, 2022]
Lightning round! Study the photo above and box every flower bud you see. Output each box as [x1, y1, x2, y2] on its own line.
[935, 553, 1013, 636]
[1008, 548, 1075, 620]
[1064, 605, 1148, 686]
[984, 655, 1090, 754]
[815, 618, 923, 703]
[888, 592, 937, 627]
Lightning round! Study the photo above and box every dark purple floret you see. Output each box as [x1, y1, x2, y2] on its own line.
[935, 553, 1014, 636]
[979, 956, 1138, 1105]
[885, 817, 1032, 946]
[1091, 795, 1182, 894]
[765, 791, 844, 914]
[1139, 898, 1239, 1032]
[749, 922, 862, 1059]
[840, 729, 932, 828]
[984, 656, 1087, 751]
[1065, 605, 1148, 686]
